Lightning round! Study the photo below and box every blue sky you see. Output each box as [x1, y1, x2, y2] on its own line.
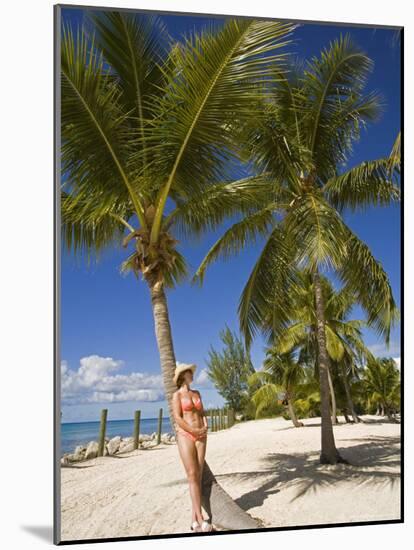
[60, 7, 401, 423]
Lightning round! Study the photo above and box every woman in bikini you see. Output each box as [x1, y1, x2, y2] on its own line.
[172, 362, 213, 533]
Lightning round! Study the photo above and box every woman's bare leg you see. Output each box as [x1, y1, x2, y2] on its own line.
[176, 433, 203, 524]
[195, 438, 207, 520]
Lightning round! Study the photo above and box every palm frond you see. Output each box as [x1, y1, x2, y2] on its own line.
[324, 158, 400, 212]
[284, 192, 349, 270]
[329, 318, 364, 339]
[61, 189, 132, 264]
[301, 33, 381, 178]
[86, 11, 169, 176]
[136, 18, 297, 243]
[162, 247, 189, 288]
[61, 22, 145, 225]
[166, 174, 277, 239]
[247, 370, 275, 387]
[273, 322, 308, 354]
[338, 331, 375, 365]
[236, 80, 313, 189]
[262, 348, 306, 390]
[238, 226, 300, 349]
[87, 11, 168, 120]
[325, 284, 356, 318]
[250, 383, 280, 410]
[192, 204, 277, 286]
[312, 90, 382, 181]
[338, 228, 400, 344]
[325, 324, 345, 361]
[387, 131, 401, 176]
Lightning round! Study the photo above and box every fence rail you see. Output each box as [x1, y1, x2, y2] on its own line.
[206, 406, 236, 432]
[94, 405, 236, 455]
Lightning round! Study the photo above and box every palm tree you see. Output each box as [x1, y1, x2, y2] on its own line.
[60, 11, 296, 528]
[249, 350, 307, 427]
[194, 34, 400, 463]
[362, 357, 400, 421]
[268, 271, 340, 424]
[330, 356, 362, 423]
[270, 270, 374, 424]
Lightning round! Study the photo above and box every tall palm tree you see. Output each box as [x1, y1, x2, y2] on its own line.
[361, 357, 400, 421]
[194, 34, 400, 463]
[248, 350, 307, 427]
[268, 271, 341, 424]
[60, 11, 296, 528]
[270, 271, 374, 424]
[330, 356, 362, 423]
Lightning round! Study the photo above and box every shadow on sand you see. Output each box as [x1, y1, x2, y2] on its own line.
[215, 435, 400, 513]
[273, 416, 400, 432]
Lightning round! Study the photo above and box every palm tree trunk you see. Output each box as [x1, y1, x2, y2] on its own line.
[148, 280, 260, 529]
[339, 363, 359, 423]
[287, 398, 304, 427]
[383, 401, 396, 422]
[327, 366, 338, 424]
[148, 281, 178, 423]
[312, 271, 346, 464]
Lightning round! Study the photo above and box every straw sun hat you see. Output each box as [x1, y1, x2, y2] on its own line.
[173, 362, 197, 385]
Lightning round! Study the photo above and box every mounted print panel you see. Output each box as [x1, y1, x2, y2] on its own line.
[54, 3, 403, 545]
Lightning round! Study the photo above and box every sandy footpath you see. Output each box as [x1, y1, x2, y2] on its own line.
[60, 415, 400, 541]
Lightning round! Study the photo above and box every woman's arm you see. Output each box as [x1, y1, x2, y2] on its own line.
[196, 391, 208, 431]
[172, 392, 202, 435]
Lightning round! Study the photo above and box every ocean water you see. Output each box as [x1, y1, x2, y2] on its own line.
[60, 417, 173, 455]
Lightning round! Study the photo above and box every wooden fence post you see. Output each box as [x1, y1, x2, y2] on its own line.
[157, 408, 163, 445]
[98, 408, 108, 457]
[133, 410, 141, 450]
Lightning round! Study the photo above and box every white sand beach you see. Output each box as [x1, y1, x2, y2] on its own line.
[60, 415, 400, 541]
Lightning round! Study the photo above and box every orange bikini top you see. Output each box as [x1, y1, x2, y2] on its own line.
[180, 393, 202, 412]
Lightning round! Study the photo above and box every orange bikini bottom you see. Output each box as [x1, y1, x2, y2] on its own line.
[176, 427, 207, 442]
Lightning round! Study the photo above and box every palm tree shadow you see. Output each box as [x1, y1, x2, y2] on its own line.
[215, 436, 400, 512]
[359, 417, 399, 425]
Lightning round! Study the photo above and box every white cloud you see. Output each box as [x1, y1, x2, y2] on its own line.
[393, 357, 401, 370]
[194, 367, 212, 387]
[61, 355, 164, 406]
